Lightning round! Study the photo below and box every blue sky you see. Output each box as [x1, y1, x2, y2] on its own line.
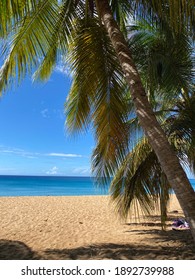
[0, 68, 94, 176]
[0, 65, 194, 178]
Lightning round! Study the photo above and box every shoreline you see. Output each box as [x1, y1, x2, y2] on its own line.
[0, 195, 194, 260]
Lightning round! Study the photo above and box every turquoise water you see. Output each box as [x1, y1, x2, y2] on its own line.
[0, 176, 108, 196]
[0, 175, 194, 197]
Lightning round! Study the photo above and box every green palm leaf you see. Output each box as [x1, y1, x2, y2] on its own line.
[66, 17, 130, 182]
[66, 16, 128, 131]
[110, 137, 171, 227]
[0, 0, 60, 94]
[132, 0, 195, 35]
[128, 18, 194, 95]
[33, 1, 78, 81]
[0, 0, 40, 37]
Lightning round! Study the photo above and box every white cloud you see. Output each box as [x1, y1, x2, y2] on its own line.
[55, 60, 72, 77]
[41, 108, 49, 118]
[73, 167, 91, 175]
[0, 145, 85, 160]
[48, 153, 83, 158]
[46, 166, 58, 175]
[0, 146, 39, 158]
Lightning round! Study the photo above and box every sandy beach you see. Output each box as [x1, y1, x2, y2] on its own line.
[0, 195, 194, 260]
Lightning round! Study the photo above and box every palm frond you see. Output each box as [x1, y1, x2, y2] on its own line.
[65, 16, 130, 182]
[0, 0, 41, 37]
[66, 16, 128, 132]
[128, 18, 194, 96]
[33, 0, 78, 81]
[65, 17, 106, 133]
[165, 91, 195, 173]
[110, 137, 171, 228]
[0, 0, 60, 94]
[110, 0, 133, 36]
[91, 73, 130, 180]
[132, 0, 195, 36]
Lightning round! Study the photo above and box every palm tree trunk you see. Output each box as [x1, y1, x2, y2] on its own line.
[96, 0, 195, 243]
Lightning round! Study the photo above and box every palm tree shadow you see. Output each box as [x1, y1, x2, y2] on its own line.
[1, 223, 195, 260]
[42, 218, 195, 260]
[43, 244, 152, 260]
[43, 215, 195, 260]
[125, 214, 184, 228]
[43, 239, 195, 260]
[0, 239, 40, 260]
[125, 213, 193, 244]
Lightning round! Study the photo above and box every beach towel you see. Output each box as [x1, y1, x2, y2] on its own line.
[172, 218, 190, 231]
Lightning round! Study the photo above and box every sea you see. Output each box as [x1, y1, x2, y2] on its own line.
[0, 175, 109, 197]
[0, 175, 194, 197]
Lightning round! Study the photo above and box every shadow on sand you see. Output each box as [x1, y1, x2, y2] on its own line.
[42, 227, 195, 260]
[0, 228, 195, 260]
[0, 239, 36, 260]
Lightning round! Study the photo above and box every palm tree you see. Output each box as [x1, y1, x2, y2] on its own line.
[110, 86, 195, 226]
[110, 91, 195, 229]
[92, 17, 195, 227]
[0, 1, 195, 242]
[95, 3, 195, 244]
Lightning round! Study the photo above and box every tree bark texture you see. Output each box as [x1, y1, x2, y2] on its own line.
[96, 0, 195, 243]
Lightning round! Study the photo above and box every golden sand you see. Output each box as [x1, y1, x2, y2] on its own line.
[0, 195, 194, 259]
